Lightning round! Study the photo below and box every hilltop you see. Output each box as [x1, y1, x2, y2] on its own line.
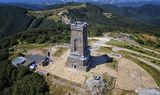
[0, 2, 160, 95]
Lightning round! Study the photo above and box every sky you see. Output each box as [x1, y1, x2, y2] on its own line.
[0, 0, 158, 4]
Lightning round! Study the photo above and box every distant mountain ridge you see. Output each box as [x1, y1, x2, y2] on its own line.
[0, 0, 160, 6]
[114, 1, 160, 7]
[0, 2, 160, 38]
[100, 4, 160, 26]
[0, 3, 49, 10]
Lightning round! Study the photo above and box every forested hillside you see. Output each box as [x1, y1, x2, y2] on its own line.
[1, 3, 160, 38]
[0, 62, 50, 95]
[27, 3, 160, 37]
[0, 3, 160, 58]
[0, 6, 33, 36]
[100, 4, 160, 26]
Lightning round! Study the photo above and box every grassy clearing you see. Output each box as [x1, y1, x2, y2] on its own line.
[48, 15, 61, 22]
[150, 60, 160, 67]
[106, 60, 118, 70]
[105, 89, 135, 95]
[88, 39, 99, 46]
[136, 34, 160, 48]
[121, 50, 160, 86]
[88, 39, 99, 43]
[107, 32, 120, 38]
[49, 84, 77, 95]
[28, 4, 86, 17]
[107, 39, 132, 48]
[9, 43, 51, 59]
[142, 44, 160, 52]
[97, 46, 112, 53]
[107, 40, 160, 59]
[120, 90, 136, 95]
[49, 84, 69, 95]
[126, 56, 160, 87]
[104, 90, 113, 95]
[9, 51, 24, 60]
[119, 50, 160, 67]
[45, 75, 77, 95]
[15, 43, 52, 50]
[53, 47, 68, 57]
[103, 74, 115, 90]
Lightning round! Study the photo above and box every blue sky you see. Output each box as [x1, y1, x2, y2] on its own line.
[0, 0, 158, 4]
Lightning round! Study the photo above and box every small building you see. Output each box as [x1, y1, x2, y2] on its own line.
[26, 54, 46, 63]
[39, 57, 50, 66]
[11, 56, 34, 67]
[26, 54, 50, 67]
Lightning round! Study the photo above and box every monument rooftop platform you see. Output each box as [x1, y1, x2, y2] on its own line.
[71, 21, 88, 31]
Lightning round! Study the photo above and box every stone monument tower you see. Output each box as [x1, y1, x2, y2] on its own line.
[65, 21, 91, 71]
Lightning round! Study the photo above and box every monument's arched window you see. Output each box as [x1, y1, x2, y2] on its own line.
[74, 39, 78, 51]
[74, 65, 77, 69]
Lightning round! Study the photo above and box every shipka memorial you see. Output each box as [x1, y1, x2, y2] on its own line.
[65, 21, 91, 71]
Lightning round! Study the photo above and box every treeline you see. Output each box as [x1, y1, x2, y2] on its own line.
[0, 61, 50, 95]
[136, 38, 160, 48]
[0, 22, 70, 49]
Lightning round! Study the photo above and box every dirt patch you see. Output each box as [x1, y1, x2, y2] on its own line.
[37, 49, 117, 85]
[115, 58, 158, 90]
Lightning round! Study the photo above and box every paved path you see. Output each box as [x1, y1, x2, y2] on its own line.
[112, 46, 160, 61]
[113, 38, 160, 56]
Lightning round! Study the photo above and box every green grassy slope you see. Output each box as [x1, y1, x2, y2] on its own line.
[0, 6, 35, 36]
[0, 6, 55, 37]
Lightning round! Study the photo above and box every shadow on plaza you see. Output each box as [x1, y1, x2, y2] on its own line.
[89, 54, 114, 69]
